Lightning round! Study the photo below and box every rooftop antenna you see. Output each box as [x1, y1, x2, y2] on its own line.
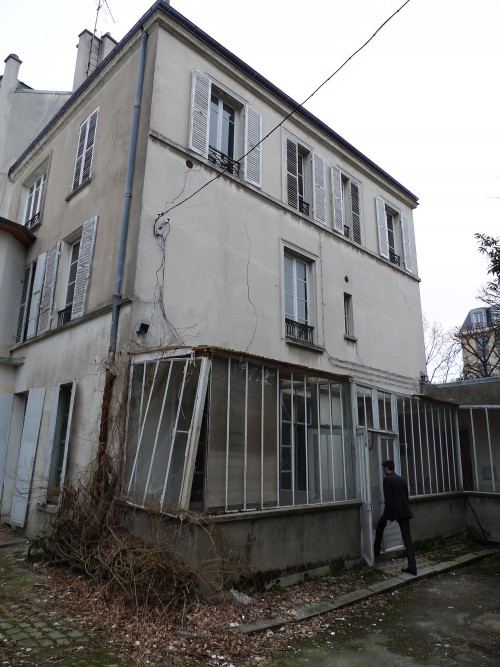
[86, 0, 115, 77]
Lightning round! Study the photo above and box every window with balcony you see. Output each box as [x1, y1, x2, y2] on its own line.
[283, 133, 326, 224]
[375, 196, 413, 272]
[24, 171, 47, 229]
[284, 252, 314, 345]
[57, 216, 98, 327]
[332, 166, 362, 243]
[189, 69, 262, 186]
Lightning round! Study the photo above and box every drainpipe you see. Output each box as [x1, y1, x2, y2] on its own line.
[97, 29, 148, 483]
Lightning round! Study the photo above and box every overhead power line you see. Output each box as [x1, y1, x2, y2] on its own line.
[157, 0, 412, 219]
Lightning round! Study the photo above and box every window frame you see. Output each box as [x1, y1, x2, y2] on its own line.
[282, 244, 320, 347]
[375, 196, 413, 272]
[332, 165, 362, 244]
[71, 108, 99, 192]
[343, 293, 356, 340]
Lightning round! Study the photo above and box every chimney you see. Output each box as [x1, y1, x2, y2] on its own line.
[100, 33, 118, 61]
[73, 30, 102, 91]
[1, 54, 22, 95]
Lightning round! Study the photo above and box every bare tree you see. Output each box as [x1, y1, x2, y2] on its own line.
[423, 316, 462, 383]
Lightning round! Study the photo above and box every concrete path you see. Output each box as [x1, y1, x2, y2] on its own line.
[237, 548, 499, 635]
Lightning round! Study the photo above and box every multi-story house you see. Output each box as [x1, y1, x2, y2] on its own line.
[0, 1, 477, 574]
[459, 306, 500, 379]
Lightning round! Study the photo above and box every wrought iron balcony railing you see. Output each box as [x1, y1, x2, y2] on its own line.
[299, 200, 310, 216]
[25, 212, 41, 230]
[285, 318, 314, 345]
[58, 305, 72, 327]
[389, 251, 401, 266]
[208, 146, 240, 175]
[344, 225, 350, 239]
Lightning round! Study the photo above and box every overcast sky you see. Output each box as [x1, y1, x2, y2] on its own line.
[2, 0, 499, 331]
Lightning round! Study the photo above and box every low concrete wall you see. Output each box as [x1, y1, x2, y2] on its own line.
[410, 494, 466, 544]
[464, 493, 500, 543]
[124, 502, 362, 582]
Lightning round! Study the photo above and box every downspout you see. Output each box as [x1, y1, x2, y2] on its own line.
[97, 29, 148, 482]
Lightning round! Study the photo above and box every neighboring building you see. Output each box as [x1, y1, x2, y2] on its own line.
[459, 306, 500, 379]
[0, 55, 72, 220]
[1, 1, 494, 577]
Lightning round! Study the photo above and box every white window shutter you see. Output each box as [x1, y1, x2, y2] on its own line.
[189, 69, 210, 157]
[351, 182, 362, 244]
[312, 153, 326, 224]
[244, 106, 262, 187]
[285, 136, 298, 209]
[10, 387, 45, 528]
[331, 166, 344, 232]
[401, 213, 413, 272]
[81, 108, 98, 183]
[37, 242, 60, 335]
[72, 121, 87, 190]
[26, 253, 47, 339]
[72, 215, 98, 320]
[376, 196, 389, 259]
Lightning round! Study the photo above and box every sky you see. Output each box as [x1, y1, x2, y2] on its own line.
[2, 0, 499, 332]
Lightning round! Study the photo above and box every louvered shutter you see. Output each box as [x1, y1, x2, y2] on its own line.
[351, 182, 362, 244]
[189, 70, 210, 157]
[244, 106, 262, 187]
[72, 109, 99, 190]
[331, 166, 344, 232]
[10, 387, 45, 528]
[16, 264, 34, 343]
[26, 253, 47, 339]
[72, 122, 87, 190]
[285, 136, 298, 209]
[37, 242, 60, 335]
[376, 196, 389, 259]
[71, 216, 98, 320]
[401, 213, 413, 272]
[312, 153, 326, 224]
[0, 394, 13, 495]
[81, 109, 98, 183]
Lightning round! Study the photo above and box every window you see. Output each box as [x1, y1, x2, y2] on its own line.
[471, 310, 486, 326]
[72, 108, 99, 191]
[57, 216, 98, 326]
[189, 70, 262, 186]
[24, 171, 47, 229]
[209, 93, 236, 173]
[284, 253, 314, 344]
[15, 243, 60, 343]
[343, 293, 355, 339]
[332, 166, 362, 243]
[375, 196, 413, 272]
[43, 383, 76, 503]
[284, 133, 326, 223]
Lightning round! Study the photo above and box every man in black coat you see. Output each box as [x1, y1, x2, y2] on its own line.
[374, 459, 417, 575]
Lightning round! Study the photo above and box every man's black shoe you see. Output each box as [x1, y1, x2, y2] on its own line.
[401, 567, 417, 575]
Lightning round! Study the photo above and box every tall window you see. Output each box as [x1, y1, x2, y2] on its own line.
[72, 108, 99, 191]
[285, 136, 311, 216]
[24, 172, 47, 228]
[65, 240, 81, 314]
[376, 196, 413, 272]
[343, 293, 354, 339]
[284, 253, 314, 344]
[47, 384, 74, 503]
[332, 166, 362, 244]
[209, 93, 236, 173]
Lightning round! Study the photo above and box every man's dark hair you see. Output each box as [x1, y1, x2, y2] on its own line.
[382, 460, 395, 471]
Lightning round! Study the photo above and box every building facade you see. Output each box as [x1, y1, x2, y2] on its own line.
[1, 2, 479, 575]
